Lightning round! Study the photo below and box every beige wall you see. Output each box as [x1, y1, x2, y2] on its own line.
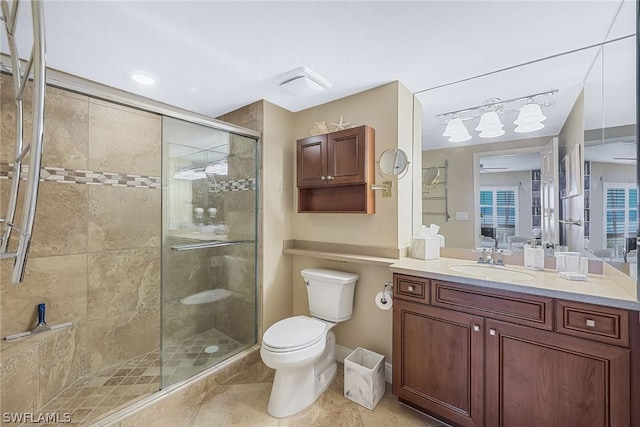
[289, 82, 414, 358]
[218, 100, 295, 334]
[262, 101, 295, 331]
[559, 91, 585, 252]
[0, 76, 161, 414]
[292, 82, 411, 249]
[291, 257, 393, 360]
[422, 136, 553, 249]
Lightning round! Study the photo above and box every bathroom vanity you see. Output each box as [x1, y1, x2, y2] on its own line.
[390, 259, 640, 427]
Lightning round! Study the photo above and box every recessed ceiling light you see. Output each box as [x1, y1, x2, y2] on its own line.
[131, 72, 156, 85]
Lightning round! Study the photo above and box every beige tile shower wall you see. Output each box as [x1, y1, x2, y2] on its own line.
[0, 76, 161, 414]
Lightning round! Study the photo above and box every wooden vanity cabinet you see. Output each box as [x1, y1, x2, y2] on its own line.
[393, 299, 484, 426]
[296, 125, 375, 213]
[392, 273, 637, 427]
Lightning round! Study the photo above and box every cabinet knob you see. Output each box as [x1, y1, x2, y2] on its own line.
[586, 319, 596, 327]
[328, 176, 333, 180]
[473, 325, 480, 332]
[489, 329, 496, 336]
[408, 285, 414, 292]
[321, 176, 326, 180]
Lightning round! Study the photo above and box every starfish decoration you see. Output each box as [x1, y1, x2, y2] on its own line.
[331, 115, 352, 131]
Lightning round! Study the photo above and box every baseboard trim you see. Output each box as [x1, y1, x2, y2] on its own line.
[335, 344, 392, 384]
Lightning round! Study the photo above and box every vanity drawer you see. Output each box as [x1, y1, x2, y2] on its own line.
[431, 280, 553, 330]
[393, 274, 429, 303]
[555, 300, 629, 347]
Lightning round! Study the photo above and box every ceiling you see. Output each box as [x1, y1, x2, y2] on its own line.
[1, 0, 635, 134]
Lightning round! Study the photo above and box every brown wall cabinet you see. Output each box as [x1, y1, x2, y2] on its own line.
[392, 273, 639, 427]
[296, 125, 375, 213]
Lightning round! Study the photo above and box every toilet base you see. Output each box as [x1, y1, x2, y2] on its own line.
[266, 331, 337, 418]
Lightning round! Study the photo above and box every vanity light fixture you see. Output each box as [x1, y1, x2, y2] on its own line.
[442, 117, 472, 142]
[437, 89, 557, 141]
[514, 101, 547, 133]
[205, 161, 228, 176]
[476, 110, 505, 138]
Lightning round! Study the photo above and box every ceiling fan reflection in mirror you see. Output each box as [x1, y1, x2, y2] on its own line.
[479, 163, 509, 173]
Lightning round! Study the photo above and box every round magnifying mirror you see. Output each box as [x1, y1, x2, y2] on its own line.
[377, 148, 409, 178]
[423, 166, 440, 190]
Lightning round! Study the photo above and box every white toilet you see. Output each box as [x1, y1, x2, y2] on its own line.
[260, 268, 358, 418]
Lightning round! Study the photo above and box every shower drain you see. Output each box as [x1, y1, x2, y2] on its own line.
[204, 345, 220, 354]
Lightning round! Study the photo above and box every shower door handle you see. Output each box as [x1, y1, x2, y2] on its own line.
[169, 239, 253, 251]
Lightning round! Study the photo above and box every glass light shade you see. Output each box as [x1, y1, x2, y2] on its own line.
[514, 103, 546, 125]
[478, 127, 505, 138]
[475, 111, 503, 132]
[448, 132, 472, 143]
[514, 121, 545, 133]
[443, 118, 467, 137]
[205, 161, 228, 175]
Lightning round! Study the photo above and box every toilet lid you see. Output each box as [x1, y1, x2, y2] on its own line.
[263, 316, 326, 351]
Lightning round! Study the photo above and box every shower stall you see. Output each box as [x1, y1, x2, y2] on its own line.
[160, 117, 258, 387]
[0, 69, 259, 423]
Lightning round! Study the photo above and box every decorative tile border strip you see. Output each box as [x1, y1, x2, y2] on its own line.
[0, 163, 256, 193]
[208, 178, 256, 193]
[0, 163, 161, 189]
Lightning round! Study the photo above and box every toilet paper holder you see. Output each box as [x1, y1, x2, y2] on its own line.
[380, 282, 393, 304]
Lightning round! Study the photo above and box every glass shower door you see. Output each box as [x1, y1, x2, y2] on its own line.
[161, 116, 258, 387]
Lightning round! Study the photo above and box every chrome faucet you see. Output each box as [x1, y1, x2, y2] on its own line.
[476, 248, 492, 264]
[476, 248, 510, 266]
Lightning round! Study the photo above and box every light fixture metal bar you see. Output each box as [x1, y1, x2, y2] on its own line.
[436, 89, 558, 121]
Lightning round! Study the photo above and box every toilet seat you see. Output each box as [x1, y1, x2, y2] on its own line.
[262, 316, 327, 353]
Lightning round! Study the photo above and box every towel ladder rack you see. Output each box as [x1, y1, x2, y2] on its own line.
[0, 0, 47, 283]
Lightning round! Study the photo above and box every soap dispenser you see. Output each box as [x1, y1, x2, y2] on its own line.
[524, 240, 544, 271]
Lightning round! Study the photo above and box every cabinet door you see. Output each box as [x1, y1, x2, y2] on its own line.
[485, 319, 630, 427]
[327, 126, 366, 185]
[393, 301, 484, 427]
[297, 135, 327, 187]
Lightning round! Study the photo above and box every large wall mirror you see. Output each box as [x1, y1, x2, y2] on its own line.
[415, 1, 637, 278]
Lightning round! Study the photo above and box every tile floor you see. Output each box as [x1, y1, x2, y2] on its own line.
[32, 328, 243, 427]
[118, 358, 450, 427]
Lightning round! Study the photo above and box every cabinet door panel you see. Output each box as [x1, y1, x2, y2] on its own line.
[393, 301, 483, 427]
[297, 135, 327, 187]
[327, 127, 365, 184]
[486, 319, 630, 427]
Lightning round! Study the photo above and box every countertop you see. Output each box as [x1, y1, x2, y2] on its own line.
[390, 257, 640, 310]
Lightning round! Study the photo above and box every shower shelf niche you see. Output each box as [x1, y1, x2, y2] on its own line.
[180, 289, 242, 305]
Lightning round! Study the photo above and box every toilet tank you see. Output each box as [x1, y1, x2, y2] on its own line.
[301, 268, 358, 322]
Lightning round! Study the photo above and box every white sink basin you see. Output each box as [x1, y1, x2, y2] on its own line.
[449, 264, 536, 281]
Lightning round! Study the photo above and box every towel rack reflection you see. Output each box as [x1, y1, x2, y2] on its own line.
[169, 240, 253, 251]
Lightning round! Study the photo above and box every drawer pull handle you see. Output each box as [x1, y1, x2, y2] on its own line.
[586, 319, 596, 327]
[408, 285, 414, 292]
[473, 325, 480, 332]
[321, 176, 326, 180]
[489, 329, 496, 336]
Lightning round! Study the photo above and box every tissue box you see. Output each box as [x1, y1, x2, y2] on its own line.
[410, 237, 440, 260]
[524, 245, 544, 271]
